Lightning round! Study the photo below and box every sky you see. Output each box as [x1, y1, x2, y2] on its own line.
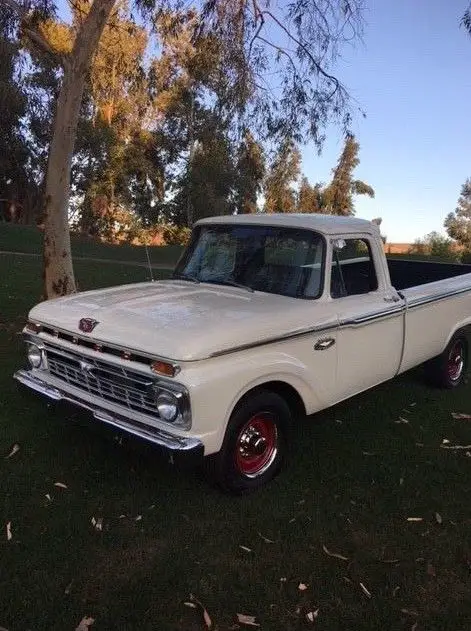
[300, 0, 471, 242]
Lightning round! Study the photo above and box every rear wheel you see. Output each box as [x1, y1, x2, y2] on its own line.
[425, 333, 468, 389]
[211, 390, 290, 493]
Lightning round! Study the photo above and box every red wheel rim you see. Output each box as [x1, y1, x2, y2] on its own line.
[447, 341, 465, 381]
[235, 413, 278, 477]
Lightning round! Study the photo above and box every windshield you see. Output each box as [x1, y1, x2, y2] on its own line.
[174, 224, 325, 299]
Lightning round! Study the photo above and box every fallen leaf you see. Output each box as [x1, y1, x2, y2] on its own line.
[91, 517, 103, 532]
[6, 522, 12, 541]
[306, 609, 319, 623]
[399, 477, 404, 485]
[239, 545, 252, 553]
[5, 444, 20, 459]
[440, 443, 471, 450]
[75, 617, 94, 631]
[322, 544, 349, 561]
[184, 602, 197, 609]
[236, 613, 260, 627]
[452, 413, 471, 420]
[45, 494, 51, 502]
[54, 482, 67, 489]
[190, 594, 212, 629]
[135, 515, 142, 521]
[257, 532, 274, 543]
[280, 577, 287, 583]
[407, 517, 423, 522]
[394, 417, 409, 424]
[298, 583, 308, 591]
[442, 439, 450, 444]
[410, 402, 417, 407]
[435, 512, 442, 524]
[65, 581, 73, 595]
[359, 582, 372, 598]
[288, 517, 296, 523]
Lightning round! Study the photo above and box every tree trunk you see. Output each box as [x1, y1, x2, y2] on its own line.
[43, 0, 117, 299]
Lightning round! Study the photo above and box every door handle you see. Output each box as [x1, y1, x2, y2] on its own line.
[314, 338, 336, 351]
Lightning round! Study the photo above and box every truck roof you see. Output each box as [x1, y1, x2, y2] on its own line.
[196, 213, 379, 236]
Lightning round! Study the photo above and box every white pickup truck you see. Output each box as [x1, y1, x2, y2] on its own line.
[15, 214, 471, 492]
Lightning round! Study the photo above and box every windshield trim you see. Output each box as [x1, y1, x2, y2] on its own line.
[174, 223, 327, 301]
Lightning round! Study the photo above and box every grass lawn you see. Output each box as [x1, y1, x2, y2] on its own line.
[0, 223, 183, 266]
[1, 253, 471, 630]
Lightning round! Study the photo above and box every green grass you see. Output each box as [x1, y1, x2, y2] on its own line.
[1, 253, 471, 630]
[0, 223, 183, 266]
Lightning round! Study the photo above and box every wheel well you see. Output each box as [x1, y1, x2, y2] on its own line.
[238, 381, 306, 420]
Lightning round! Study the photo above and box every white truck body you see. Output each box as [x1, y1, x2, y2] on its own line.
[14, 214, 471, 480]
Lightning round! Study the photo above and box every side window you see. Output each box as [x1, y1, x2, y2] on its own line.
[330, 238, 378, 298]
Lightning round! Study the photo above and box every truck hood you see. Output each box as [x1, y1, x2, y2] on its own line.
[29, 281, 333, 361]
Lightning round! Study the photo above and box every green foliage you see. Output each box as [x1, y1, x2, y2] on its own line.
[444, 178, 471, 250]
[297, 176, 324, 213]
[323, 135, 374, 215]
[462, 3, 471, 34]
[264, 140, 301, 213]
[161, 223, 191, 245]
[409, 231, 457, 261]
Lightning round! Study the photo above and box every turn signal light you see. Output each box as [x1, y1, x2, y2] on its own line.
[151, 360, 179, 377]
[25, 321, 42, 333]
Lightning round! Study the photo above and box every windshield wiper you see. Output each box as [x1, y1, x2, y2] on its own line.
[206, 279, 254, 293]
[172, 272, 200, 284]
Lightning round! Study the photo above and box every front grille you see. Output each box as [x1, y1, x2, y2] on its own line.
[45, 344, 159, 416]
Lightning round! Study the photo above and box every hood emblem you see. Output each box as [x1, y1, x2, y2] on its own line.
[79, 318, 99, 333]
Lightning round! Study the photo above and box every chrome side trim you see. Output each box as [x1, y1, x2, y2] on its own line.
[405, 284, 471, 309]
[340, 305, 405, 327]
[209, 321, 338, 357]
[14, 370, 201, 453]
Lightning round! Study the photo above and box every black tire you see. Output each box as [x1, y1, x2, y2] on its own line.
[424, 333, 468, 389]
[210, 390, 291, 494]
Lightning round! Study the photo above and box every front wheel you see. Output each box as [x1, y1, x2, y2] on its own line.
[425, 333, 468, 389]
[211, 390, 291, 493]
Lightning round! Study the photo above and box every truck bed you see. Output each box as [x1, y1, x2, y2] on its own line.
[387, 258, 471, 291]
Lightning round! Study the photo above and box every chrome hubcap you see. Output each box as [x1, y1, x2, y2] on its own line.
[448, 342, 465, 381]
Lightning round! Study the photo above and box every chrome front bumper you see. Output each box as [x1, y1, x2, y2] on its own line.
[14, 369, 204, 459]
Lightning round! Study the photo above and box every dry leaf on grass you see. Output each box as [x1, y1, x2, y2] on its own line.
[257, 532, 274, 543]
[394, 417, 409, 424]
[184, 602, 197, 609]
[5, 444, 20, 459]
[452, 413, 471, 420]
[236, 613, 260, 627]
[91, 517, 103, 532]
[359, 582, 372, 598]
[190, 594, 212, 629]
[306, 609, 319, 623]
[440, 443, 471, 450]
[6, 522, 12, 541]
[239, 545, 252, 553]
[45, 494, 51, 502]
[75, 617, 94, 630]
[435, 512, 443, 524]
[322, 544, 349, 561]
[135, 515, 142, 521]
[407, 517, 423, 522]
[298, 583, 308, 591]
[54, 482, 67, 489]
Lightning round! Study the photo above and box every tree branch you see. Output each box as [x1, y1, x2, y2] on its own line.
[249, 0, 343, 99]
[0, 0, 68, 67]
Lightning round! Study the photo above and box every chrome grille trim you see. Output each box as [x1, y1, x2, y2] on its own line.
[30, 339, 191, 429]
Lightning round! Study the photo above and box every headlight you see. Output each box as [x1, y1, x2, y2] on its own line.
[156, 392, 179, 421]
[27, 343, 43, 368]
